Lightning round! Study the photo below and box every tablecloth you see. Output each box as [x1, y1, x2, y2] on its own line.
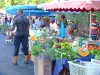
[53, 55, 94, 75]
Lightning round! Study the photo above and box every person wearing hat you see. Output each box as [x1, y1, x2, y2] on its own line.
[66, 20, 75, 39]
[12, 9, 30, 65]
[91, 14, 99, 40]
[50, 17, 58, 33]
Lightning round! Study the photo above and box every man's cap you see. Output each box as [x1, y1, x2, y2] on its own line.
[50, 17, 55, 21]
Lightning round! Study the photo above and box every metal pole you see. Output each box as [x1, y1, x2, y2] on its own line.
[89, 10, 91, 40]
[29, 10, 30, 16]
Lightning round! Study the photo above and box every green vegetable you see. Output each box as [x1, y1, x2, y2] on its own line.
[89, 50, 100, 60]
[95, 54, 100, 60]
[31, 42, 43, 56]
[46, 42, 79, 60]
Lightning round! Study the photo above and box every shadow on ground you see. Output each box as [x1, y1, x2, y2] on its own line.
[0, 32, 34, 75]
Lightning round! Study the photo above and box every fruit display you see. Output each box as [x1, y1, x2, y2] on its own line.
[30, 36, 38, 41]
[46, 41, 79, 60]
[31, 34, 97, 61]
[88, 44, 100, 60]
[88, 44, 100, 50]
[78, 50, 89, 57]
[77, 44, 89, 57]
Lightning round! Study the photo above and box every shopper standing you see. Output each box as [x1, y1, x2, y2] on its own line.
[91, 14, 99, 40]
[12, 9, 29, 65]
[5, 14, 8, 26]
[58, 15, 68, 38]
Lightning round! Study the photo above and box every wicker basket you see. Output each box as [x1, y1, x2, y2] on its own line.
[91, 59, 100, 65]
[68, 61, 100, 75]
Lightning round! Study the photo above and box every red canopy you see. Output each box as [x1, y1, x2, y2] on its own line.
[44, 0, 100, 12]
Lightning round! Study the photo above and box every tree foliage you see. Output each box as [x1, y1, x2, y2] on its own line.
[0, 0, 52, 9]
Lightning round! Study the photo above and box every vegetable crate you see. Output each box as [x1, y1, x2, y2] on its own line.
[68, 61, 100, 75]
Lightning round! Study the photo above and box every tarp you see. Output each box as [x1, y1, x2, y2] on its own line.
[43, 0, 100, 40]
[53, 55, 94, 75]
[44, 0, 100, 12]
[6, 5, 37, 10]
[6, 9, 54, 16]
[6, 5, 54, 16]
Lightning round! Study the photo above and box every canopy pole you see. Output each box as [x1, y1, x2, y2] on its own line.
[29, 10, 30, 16]
[89, 10, 91, 40]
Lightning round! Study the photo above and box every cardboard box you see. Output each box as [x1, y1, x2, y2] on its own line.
[33, 55, 52, 75]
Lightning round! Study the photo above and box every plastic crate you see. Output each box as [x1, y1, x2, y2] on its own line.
[91, 59, 100, 65]
[68, 61, 100, 75]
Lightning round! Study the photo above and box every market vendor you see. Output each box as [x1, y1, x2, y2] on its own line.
[58, 15, 68, 38]
[35, 16, 42, 29]
[50, 17, 59, 35]
[91, 14, 99, 40]
[50, 18, 58, 31]
[66, 20, 75, 39]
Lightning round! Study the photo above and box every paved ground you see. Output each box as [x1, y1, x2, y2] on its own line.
[0, 32, 34, 75]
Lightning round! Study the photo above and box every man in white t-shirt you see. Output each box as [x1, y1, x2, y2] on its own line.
[50, 18, 58, 32]
[35, 17, 42, 28]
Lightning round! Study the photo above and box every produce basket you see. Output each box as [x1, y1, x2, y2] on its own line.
[91, 59, 100, 65]
[68, 61, 100, 75]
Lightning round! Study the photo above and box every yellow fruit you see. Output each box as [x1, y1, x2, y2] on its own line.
[78, 50, 89, 57]
[30, 36, 38, 41]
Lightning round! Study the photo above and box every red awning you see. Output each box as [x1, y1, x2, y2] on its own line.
[44, 0, 100, 12]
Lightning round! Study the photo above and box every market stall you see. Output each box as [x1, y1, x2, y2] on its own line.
[7, 1, 100, 75]
[43, 0, 100, 40]
[29, 27, 99, 75]
[29, 23, 100, 75]
[35, 0, 100, 75]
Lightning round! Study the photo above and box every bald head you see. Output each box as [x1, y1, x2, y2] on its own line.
[17, 9, 23, 15]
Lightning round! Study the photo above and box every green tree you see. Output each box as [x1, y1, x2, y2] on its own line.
[35, 0, 51, 4]
[0, 0, 5, 8]
[1, 0, 52, 9]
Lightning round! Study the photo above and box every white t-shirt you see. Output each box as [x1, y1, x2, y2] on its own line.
[35, 19, 42, 28]
[50, 22, 58, 32]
